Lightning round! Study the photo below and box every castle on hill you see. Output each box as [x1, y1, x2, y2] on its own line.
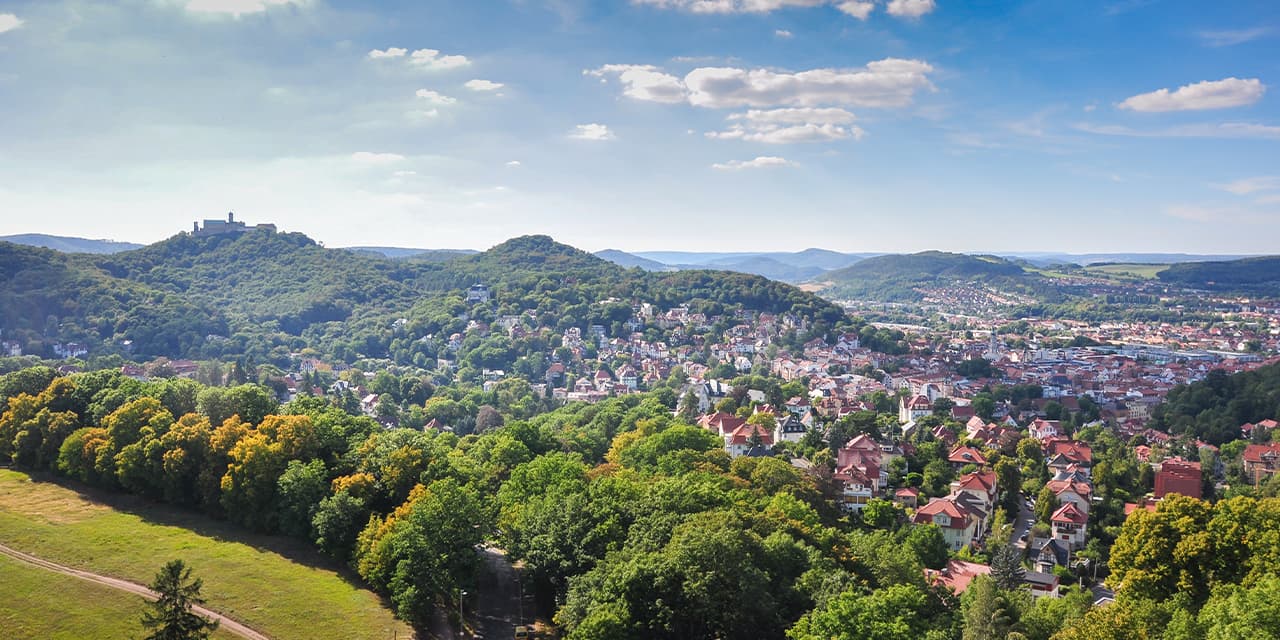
[192, 212, 277, 237]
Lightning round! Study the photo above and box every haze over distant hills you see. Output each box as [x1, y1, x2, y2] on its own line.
[2, 233, 1272, 295]
[0, 234, 143, 254]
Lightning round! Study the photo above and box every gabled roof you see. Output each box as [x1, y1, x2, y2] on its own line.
[1051, 502, 1088, 525]
[947, 445, 988, 466]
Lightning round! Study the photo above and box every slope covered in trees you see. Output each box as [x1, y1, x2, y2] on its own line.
[0, 231, 846, 367]
[1157, 255, 1280, 291]
[1150, 363, 1280, 445]
[817, 251, 1041, 301]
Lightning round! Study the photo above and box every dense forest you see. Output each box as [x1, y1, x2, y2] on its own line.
[1158, 255, 1280, 292]
[1151, 362, 1280, 445]
[0, 232, 846, 369]
[817, 251, 1066, 303]
[2, 365, 1278, 638]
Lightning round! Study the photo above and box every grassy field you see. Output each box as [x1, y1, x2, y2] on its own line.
[0, 552, 242, 639]
[0, 469, 415, 640]
[1084, 263, 1168, 279]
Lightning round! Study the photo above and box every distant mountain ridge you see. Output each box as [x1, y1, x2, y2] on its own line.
[0, 234, 143, 254]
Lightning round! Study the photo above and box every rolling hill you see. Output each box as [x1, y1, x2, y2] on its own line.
[0, 234, 143, 254]
[0, 231, 846, 364]
[1157, 256, 1280, 291]
[815, 251, 1036, 301]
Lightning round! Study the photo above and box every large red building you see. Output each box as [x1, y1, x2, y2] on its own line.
[1154, 458, 1202, 499]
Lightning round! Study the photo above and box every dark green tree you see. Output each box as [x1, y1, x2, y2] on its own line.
[141, 560, 219, 640]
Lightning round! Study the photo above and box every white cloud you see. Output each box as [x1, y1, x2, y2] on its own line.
[465, 79, 504, 91]
[408, 48, 470, 70]
[631, 0, 826, 14]
[711, 156, 795, 170]
[708, 107, 864, 143]
[506, 160, 522, 167]
[1118, 77, 1265, 112]
[1213, 176, 1280, 195]
[0, 13, 22, 33]
[183, 0, 304, 16]
[775, 29, 793, 38]
[350, 152, 406, 165]
[586, 65, 688, 104]
[392, 170, 417, 177]
[885, 0, 936, 18]
[405, 109, 440, 121]
[569, 123, 616, 141]
[836, 1, 874, 19]
[684, 58, 935, 108]
[368, 47, 408, 59]
[415, 89, 457, 105]
[1076, 121, 1280, 140]
[1198, 27, 1271, 47]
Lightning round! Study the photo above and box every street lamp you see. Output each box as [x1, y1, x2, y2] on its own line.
[459, 589, 468, 638]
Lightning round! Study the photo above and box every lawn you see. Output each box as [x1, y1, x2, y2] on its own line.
[0, 552, 242, 640]
[0, 469, 415, 640]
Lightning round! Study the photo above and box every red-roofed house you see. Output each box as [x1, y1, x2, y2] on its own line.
[1051, 502, 1088, 550]
[948, 445, 988, 469]
[724, 423, 774, 458]
[1154, 458, 1202, 499]
[926, 559, 991, 594]
[1243, 442, 1280, 485]
[899, 394, 934, 423]
[913, 497, 981, 551]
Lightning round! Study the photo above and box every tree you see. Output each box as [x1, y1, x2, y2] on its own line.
[990, 543, 1026, 591]
[788, 582, 955, 640]
[907, 524, 950, 570]
[141, 560, 219, 640]
[862, 499, 899, 530]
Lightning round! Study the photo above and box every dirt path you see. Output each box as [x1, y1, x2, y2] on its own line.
[0, 541, 270, 640]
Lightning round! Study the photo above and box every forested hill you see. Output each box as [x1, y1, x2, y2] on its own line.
[815, 251, 1035, 301]
[0, 230, 846, 365]
[1157, 256, 1280, 292]
[1150, 361, 1280, 445]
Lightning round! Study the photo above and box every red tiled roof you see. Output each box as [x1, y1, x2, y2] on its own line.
[1051, 502, 1088, 525]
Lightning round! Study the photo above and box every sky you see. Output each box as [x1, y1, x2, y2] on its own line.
[0, 0, 1277, 254]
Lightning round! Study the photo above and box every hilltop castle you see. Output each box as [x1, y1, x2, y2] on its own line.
[192, 212, 277, 237]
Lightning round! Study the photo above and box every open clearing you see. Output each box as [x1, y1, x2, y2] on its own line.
[0, 552, 241, 639]
[0, 469, 415, 640]
[1084, 263, 1168, 279]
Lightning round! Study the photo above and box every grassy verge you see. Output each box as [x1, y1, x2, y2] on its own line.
[0, 469, 414, 640]
[0, 552, 241, 639]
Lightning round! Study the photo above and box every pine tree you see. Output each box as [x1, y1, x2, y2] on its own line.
[990, 542, 1027, 591]
[141, 560, 219, 640]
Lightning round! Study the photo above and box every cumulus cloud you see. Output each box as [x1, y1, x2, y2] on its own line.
[350, 151, 406, 165]
[586, 65, 688, 104]
[886, 0, 936, 18]
[707, 107, 864, 143]
[569, 124, 616, 141]
[415, 89, 457, 104]
[711, 156, 795, 170]
[775, 29, 793, 38]
[183, 0, 305, 16]
[506, 160, 522, 167]
[0, 13, 22, 33]
[593, 59, 933, 109]
[465, 79, 504, 91]
[1118, 77, 1265, 112]
[1213, 176, 1280, 195]
[684, 58, 935, 108]
[368, 47, 407, 59]
[836, 1, 874, 19]
[1198, 27, 1271, 47]
[409, 48, 470, 70]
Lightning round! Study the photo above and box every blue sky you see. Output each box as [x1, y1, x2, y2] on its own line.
[0, 0, 1276, 253]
